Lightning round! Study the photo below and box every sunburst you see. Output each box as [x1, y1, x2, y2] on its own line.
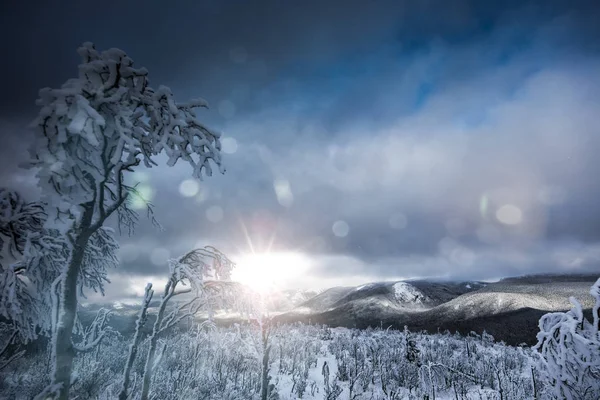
[230, 213, 312, 293]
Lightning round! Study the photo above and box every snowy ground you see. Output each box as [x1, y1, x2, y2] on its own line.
[0, 322, 588, 399]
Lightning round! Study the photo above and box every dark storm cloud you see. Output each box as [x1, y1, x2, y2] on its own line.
[1, 0, 600, 292]
[3, 0, 598, 117]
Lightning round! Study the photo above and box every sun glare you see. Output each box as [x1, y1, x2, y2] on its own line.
[231, 252, 311, 293]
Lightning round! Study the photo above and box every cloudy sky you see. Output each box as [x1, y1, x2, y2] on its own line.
[1, 0, 600, 298]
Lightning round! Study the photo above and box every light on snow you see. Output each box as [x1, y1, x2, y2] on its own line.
[332, 220, 350, 237]
[496, 204, 522, 225]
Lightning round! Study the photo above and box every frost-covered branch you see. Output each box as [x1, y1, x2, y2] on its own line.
[139, 246, 237, 400]
[72, 308, 112, 353]
[15, 40, 227, 399]
[72, 332, 105, 353]
[534, 278, 600, 400]
[0, 328, 25, 371]
[591, 279, 600, 334]
[119, 283, 154, 400]
[0, 189, 45, 258]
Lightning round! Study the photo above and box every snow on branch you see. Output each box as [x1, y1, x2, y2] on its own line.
[0, 327, 25, 371]
[26, 42, 224, 234]
[591, 278, 600, 334]
[155, 246, 239, 334]
[0, 189, 119, 342]
[0, 189, 45, 258]
[72, 308, 112, 353]
[138, 246, 240, 400]
[16, 41, 228, 399]
[534, 278, 600, 400]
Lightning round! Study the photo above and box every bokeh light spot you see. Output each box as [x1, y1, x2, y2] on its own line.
[131, 185, 154, 210]
[179, 179, 199, 197]
[332, 220, 350, 237]
[221, 137, 238, 154]
[273, 179, 294, 208]
[496, 204, 522, 225]
[479, 195, 489, 218]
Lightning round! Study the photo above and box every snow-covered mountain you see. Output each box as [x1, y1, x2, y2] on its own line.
[81, 273, 598, 345]
[290, 279, 485, 315]
[261, 288, 320, 312]
[276, 274, 598, 344]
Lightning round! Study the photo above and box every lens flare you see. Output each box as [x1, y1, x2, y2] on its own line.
[231, 252, 311, 293]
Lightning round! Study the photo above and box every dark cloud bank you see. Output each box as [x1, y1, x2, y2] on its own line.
[1, 0, 600, 299]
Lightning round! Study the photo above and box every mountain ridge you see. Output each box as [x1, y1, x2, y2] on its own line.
[81, 273, 599, 345]
[274, 273, 598, 344]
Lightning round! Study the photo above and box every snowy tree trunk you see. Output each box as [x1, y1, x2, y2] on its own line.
[260, 323, 272, 400]
[531, 366, 538, 400]
[119, 283, 153, 400]
[52, 227, 92, 400]
[140, 294, 169, 400]
[22, 41, 226, 400]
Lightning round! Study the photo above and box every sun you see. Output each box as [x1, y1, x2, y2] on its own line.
[231, 252, 311, 294]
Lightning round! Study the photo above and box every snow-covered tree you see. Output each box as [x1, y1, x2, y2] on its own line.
[0, 324, 25, 372]
[21, 42, 225, 399]
[1, 189, 119, 342]
[0, 190, 47, 342]
[533, 278, 600, 400]
[139, 246, 236, 400]
[118, 283, 153, 400]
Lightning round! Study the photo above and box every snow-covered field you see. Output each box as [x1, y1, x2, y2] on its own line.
[0, 323, 548, 399]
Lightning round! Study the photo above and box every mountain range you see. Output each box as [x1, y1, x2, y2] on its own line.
[274, 273, 598, 344]
[83, 273, 599, 345]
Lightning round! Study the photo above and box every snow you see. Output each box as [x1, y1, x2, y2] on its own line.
[534, 279, 600, 399]
[274, 353, 340, 400]
[3, 300, 600, 399]
[0, 42, 232, 399]
[354, 283, 372, 291]
[393, 282, 428, 303]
